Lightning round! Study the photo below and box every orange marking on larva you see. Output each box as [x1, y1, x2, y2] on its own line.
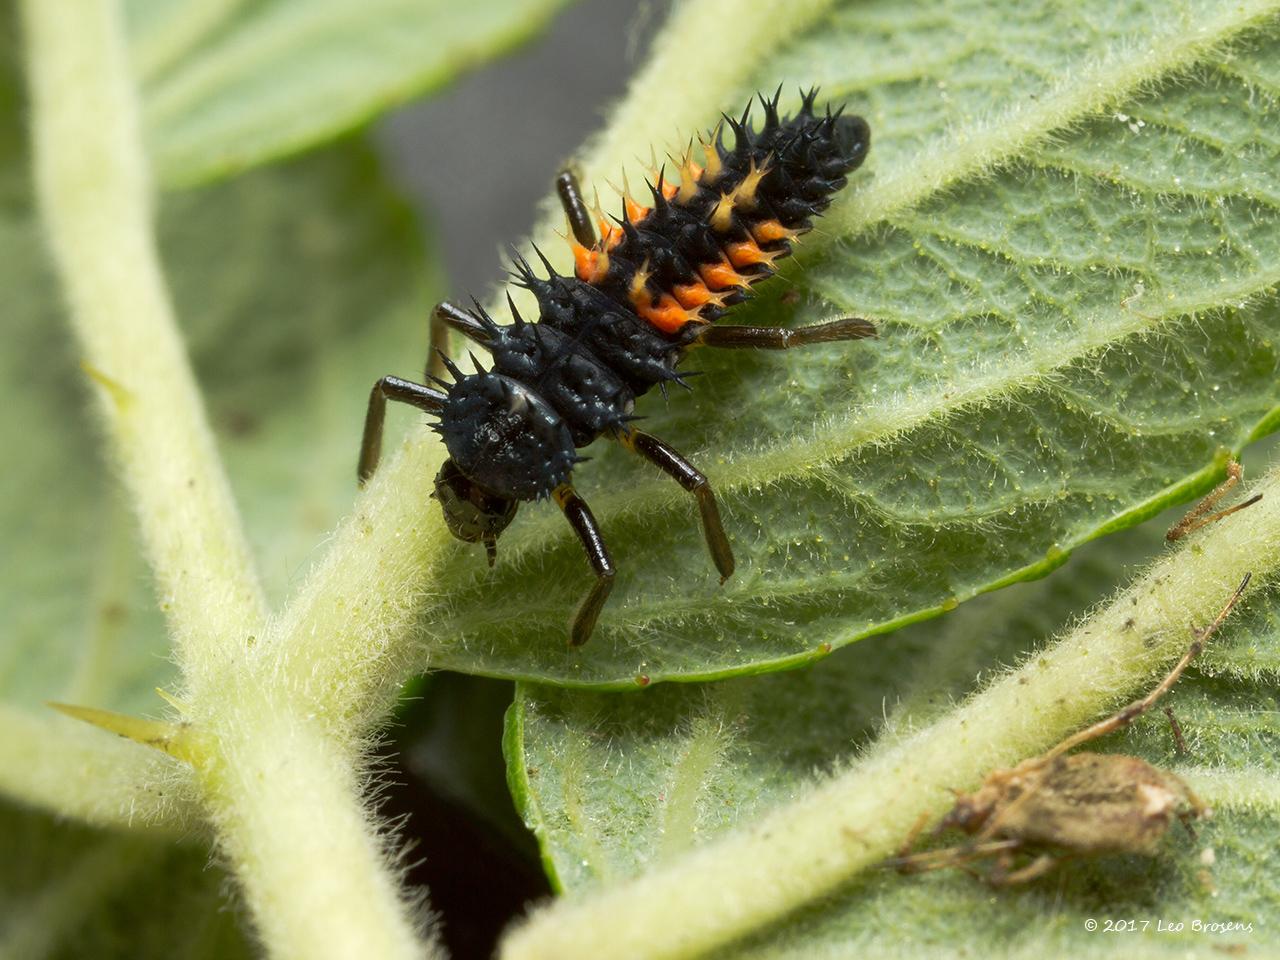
[625, 196, 650, 224]
[640, 294, 698, 333]
[673, 280, 713, 309]
[571, 240, 610, 284]
[727, 239, 771, 268]
[627, 268, 662, 328]
[628, 261, 695, 332]
[751, 219, 796, 244]
[699, 258, 750, 291]
[601, 223, 624, 250]
[661, 179, 679, 200]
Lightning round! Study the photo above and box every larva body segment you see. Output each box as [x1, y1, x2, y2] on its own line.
[358, 88, 873, 645]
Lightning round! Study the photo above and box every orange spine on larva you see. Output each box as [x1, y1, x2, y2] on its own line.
[563, 88, 869, 338]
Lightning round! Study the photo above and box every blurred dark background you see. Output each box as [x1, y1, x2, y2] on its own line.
[372, 3, 668, 957]
[377, 0, 669, 295]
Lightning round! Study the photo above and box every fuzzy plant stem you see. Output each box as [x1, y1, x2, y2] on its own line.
[0, 705, 200, 831]
[502, 464, 1280, 960]
[20, 0, 265, 682]
[199, 700, 431, 960]
[19, 3, 436, 958]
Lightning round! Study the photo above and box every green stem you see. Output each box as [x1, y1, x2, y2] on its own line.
[20, 0, 266, 684]
[501, 466, 1280, 960]
[198, 700, 434, 960]
[18, 4, 437, 958]
[1177, 767, 1280, 812]
[0, 705, 198, 832]
[254, 435, 452, 728]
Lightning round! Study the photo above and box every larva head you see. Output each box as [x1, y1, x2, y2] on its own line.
[429, 362, 577, 562]
[432, 457, 518, 563]
[437, 370, 578, 501]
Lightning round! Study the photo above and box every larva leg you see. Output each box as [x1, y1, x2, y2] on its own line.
[618, 429, 734, 583]
[556, 169, 597, 247]
[695, 316, 876, 349]
[357, 376, 447, 484]
[554, 484, 615, 647]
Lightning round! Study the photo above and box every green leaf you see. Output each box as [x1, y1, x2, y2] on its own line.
[128, 0, 577, 188]
[508, 516, 1280, 954]
[0, 803, 250, 959]
[415, 0, 1280, 688]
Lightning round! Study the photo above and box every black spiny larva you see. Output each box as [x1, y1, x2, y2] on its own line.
[358, 88, 874, 647]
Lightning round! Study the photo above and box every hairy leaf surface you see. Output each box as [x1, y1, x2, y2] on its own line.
[413, 0, 1280, 687]
[509, 517, 1280, 955]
